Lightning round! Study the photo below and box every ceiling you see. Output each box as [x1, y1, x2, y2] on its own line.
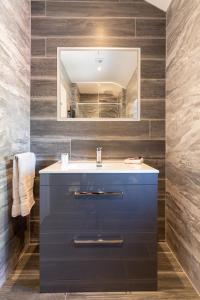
[145, 0, 173, 11]
[60, 49, 138, 89]
[77, 82, 122, 96]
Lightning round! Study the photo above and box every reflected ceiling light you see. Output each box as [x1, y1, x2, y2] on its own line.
[96, 58, 103, 72]
[96, 50, 104, 72]
[97, 65, 102, 72]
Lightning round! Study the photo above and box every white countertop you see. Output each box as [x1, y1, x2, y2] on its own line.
[39, 161, 159, 174]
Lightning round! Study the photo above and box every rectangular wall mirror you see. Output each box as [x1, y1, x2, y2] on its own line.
[57, 47, 141, 121]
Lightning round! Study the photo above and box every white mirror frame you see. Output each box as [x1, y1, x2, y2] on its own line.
[57, 47, 141, 121]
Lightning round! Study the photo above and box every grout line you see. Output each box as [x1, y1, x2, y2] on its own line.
[141, 99, 166, 101]
[141, 78, 166, 81]
[69, 138, 72, 158]
[28, 215, 31, 248]
[134, 18, 136, 37]
[31, 35, 166, 40]
[149, 120, 151, 139]
[44, 38, 47, 57]
[31, 96, 56, 100]
[31, 34, 166, 40]
[30, 117, 165, 122]
[31, 16, 166, 20]
[31, 77, 165, 81]
[31, 57, 165, 62]
[31, 76, 57, 80]
[31, 76, 166, 81]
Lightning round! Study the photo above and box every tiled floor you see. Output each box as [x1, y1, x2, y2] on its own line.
[0, 243, 199, 300]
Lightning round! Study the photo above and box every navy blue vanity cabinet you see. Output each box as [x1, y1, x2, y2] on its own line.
[40, 173, 158, 293]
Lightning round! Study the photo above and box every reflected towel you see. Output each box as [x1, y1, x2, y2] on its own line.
[12, 152, 36, 217]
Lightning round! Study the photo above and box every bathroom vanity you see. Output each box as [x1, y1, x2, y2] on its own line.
[39, 162, 159, 293]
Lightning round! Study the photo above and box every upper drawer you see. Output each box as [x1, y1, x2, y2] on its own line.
[40, 173, 158, 186]
[40, 184, 157, 233]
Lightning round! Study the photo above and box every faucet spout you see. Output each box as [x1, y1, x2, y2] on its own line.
[96, 146, 102, 167]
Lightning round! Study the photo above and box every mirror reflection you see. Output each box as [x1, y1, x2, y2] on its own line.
[57, 48, 140, 120]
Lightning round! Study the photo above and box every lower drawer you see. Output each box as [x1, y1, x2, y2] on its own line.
[40, 231, 157, 293]
[40, 278, 157, 293]
[40, 236, 156, 261]
[40, 259, 157, 283]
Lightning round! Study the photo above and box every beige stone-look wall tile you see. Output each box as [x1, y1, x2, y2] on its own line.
[166, 0, 200, 293]
[0, 0, 31, 287]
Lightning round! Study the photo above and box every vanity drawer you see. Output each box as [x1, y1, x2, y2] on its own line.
[40, 230, 157, 292]
[41, 259, 156, 282]
[40, 234, 156, 261]
[40, 172, 158, 292]
[41, 278, 157, 293]
[40, 173, 158, 186]
[40, 184, 157, 233]
[41, 254, 157, 293]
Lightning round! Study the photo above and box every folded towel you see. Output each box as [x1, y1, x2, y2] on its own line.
[124, 157, 144, 164]
[12, 152, 36, 217]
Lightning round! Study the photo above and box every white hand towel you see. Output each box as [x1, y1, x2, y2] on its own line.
[12, 152, 36, 217]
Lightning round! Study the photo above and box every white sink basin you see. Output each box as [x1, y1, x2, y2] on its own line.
[39, 161, 159, 174]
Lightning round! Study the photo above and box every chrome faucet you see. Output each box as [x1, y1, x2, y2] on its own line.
[96, 146, 102, 167]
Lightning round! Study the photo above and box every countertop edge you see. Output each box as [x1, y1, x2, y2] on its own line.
[39, 162, 159, 174]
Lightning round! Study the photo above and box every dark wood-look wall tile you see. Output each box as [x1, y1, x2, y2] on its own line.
[30, 220, 39, 242]
[31, 1, 45, 16]
[158, 219, 165, 241]
[119, 0, 145, 2]
[30, 0, 141, 1]
[35, 159, 56, 175]
[31, 79, 57, 97]
[31, 99, 57, 119]
[46, 1, 165, 18]
[31, 137, 71, 160]
[158, 199, 165, 217]
[48, 0, 119, 1]
[33, 177, 40, 198]
[158, 179, 166, 196]
[144, 158, 165, 178]
[47, 0, 119, 1]
[31, 38, 45, 56]
[31, 58, 57, 77]
[140, 41, 166, 59]
[141, 80, 165, 99]
[71, 139, 165, 160]
[31, 119, 150, 139]
[31, 0, 166, 242]
[46, 37, 166, 59]
[31, 198, 39, 220]
[150, 120, 165, 139]
[141, 60, 166, 79]
[141, 100, 165, 120]
[31, 18, 135, 37]
[136, 19, 166, 37]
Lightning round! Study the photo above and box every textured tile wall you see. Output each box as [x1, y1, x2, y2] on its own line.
[0, 0, 31, 287]
[166, 0, 200, 293]
[31, 0, 166, 241]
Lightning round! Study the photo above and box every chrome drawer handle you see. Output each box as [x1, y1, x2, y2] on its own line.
[73, 238, 124, 246]
[74, 191, 123, 196]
